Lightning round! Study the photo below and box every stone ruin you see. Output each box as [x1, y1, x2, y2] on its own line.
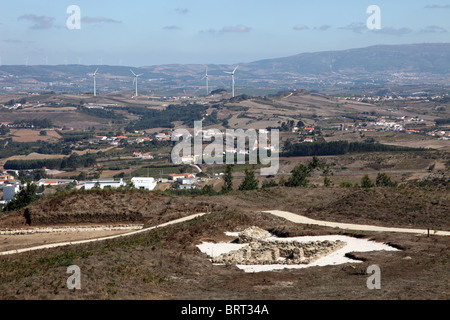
[212, 226, 346, 265]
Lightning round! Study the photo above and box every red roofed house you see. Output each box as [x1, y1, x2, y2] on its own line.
[0, 174, 14, 184]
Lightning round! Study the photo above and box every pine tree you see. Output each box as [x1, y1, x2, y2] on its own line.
[221, 164, 234, 193]
[238, 168, 259, 191]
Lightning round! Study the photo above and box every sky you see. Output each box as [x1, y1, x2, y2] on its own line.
[0, 0, 449, 67]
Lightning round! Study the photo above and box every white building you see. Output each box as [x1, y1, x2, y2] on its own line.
[181, 155, 200, 164]
[37, 179, 77, 187]
[81, 179, 125, 190]
[131, 177, 157, 190]
[3, 184, 21, 201]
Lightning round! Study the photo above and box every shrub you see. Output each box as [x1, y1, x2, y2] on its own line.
[361, 175, 374, 189]
[376, 173, 397, 187]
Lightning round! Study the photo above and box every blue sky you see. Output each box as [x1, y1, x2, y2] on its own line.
[0, 0, 449, 66]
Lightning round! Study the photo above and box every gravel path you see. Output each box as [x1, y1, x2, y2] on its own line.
[263, 210, 450, 236]
[0, 213, 207, 256]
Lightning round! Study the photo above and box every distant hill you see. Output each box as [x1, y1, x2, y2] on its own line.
[0, 43, 449, 95]
[245, 43, 450, 75]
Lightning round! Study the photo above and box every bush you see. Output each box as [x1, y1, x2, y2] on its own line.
[262, 179, 278, 189]
[339, 181, 353, 188]
[376, 173, 397, 187]
[323, 176, 333, 187]
[361, 175, 374, 189]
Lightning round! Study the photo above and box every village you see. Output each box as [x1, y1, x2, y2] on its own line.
[0, 169, 207, 207]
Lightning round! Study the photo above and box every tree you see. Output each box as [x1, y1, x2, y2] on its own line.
[285, 163, 310, 187]
[0, 126, 10, 136]
[39, 130, 47, 136]
[361, 174, 374, 189]
[221, 164, 234, 193]
[285, 156, 328, 187]
[3, 182, 40, 212]
[238, 168, 259, 191]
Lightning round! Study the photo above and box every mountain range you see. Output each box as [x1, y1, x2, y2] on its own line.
[0, 43, 449, 95]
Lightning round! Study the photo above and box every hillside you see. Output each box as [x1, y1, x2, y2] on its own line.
[0, 186, 449, 301]
[1, 43, 449, 95]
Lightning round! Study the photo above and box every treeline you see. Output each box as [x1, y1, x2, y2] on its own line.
[0, 139, 76, 158]
[282, 140, 424, 157]
[59, 132, 94, 143]
[123, 104, 209, 131]
[77, 106, 122, 120]
[0, 140, 37, 158]
[3, 98, 26, 106]
[4, 153, 97, 170]
[12, 118, 53, 128]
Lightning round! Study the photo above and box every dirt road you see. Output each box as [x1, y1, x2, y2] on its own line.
[264, 210, 450, 236]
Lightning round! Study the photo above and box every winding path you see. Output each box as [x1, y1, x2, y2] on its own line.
[263, 210, 450, 236]
[0, 210, 448, 256]
[0, 213, 207, 256]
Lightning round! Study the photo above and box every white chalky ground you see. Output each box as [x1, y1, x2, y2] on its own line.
[197, 232, 400, 273]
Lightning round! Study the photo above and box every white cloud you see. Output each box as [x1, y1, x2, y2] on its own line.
[339, 22, 366, 34]
[18, 14, 55, 29]
[316, 25, 331, 31]
[424, 4, 450, 9]
[175, 8, 189, 15]
[221, 25, 251, 33]
[293, 24, 309, 31]
[372, 27, 413, 35]
[163, 25, 181, 30]
[81, 17, 121, 24]
[420, 25, 447, 33]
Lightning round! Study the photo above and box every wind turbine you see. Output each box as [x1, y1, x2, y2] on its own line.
[224, 65, 238, 97]
[130, 69, 143, 98]
[90, 68, 99, 96]
[201, 66, 209, 95]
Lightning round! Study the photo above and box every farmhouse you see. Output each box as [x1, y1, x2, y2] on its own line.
[0, 175, 15, 184]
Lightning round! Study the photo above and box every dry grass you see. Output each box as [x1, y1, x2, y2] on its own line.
[10, 129, 61, 143]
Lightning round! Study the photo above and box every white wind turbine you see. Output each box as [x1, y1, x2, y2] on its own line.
[224, 65, 238, 97]
[90, 68, 99, 96]
[201, 66, 209, 95]
[130, 69, 143, 98]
